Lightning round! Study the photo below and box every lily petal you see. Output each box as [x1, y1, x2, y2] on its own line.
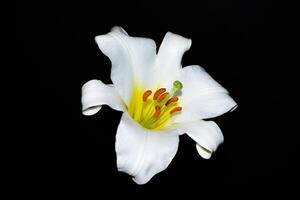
[156, 32, 192, 87]
[81, 80, 124, 115]
[116, 113, 179, 184]
[178, 120, 224, 159]
[95, 26, 157, 105]
[174, 65, 237, 123]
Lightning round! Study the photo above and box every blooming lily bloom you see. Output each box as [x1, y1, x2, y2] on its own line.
[81, 26, 237, 184]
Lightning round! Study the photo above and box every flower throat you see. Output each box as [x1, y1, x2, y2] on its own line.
[128, 81, 183, 130]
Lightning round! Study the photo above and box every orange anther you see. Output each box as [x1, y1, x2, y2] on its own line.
[142, 90, 152, 102]
[170, 106, 182, 114]
[157, 92, 169, 102]
[165, 97, 179, 106]
[153, 106, 161, 118]
[153, 88, 166, 100]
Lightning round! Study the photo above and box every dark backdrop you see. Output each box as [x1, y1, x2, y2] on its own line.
[16, 0, 295, 195]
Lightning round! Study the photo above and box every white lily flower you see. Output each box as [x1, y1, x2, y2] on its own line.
[81, 26, 237, 184]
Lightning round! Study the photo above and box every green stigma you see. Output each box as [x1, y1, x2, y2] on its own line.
[170, 80, 183, 96]
[173, 80, 183, 90]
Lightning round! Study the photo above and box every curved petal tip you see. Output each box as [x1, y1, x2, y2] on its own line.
[82, 106, 102, 116]
[196, 144, 212, 159]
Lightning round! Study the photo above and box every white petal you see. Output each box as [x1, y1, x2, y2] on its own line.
[177, 120, 224, 159]
[95, 26, 157, 105]
[174, 65, 237, 123]
[155, 32, 191, 87]
[81, 80, 124, 115]
[115, 113, 179, 184]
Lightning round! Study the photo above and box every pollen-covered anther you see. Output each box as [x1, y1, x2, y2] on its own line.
[153, 106, 161, 118]
[153, 88, 166, 100]
[165, 97, 179, 106]
[170, 106, 182, 114]
[157, 92, 169, 103]
[142, 90, 152, 102]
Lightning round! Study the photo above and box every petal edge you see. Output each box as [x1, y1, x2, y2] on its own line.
[81, 80, 124, 115]
[177, 120, 224, 159]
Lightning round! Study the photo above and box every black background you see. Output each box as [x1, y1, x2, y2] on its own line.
[16, 0, 295, 195]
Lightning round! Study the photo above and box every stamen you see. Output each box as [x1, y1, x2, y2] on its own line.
[153, 88, 166, 100]
[170, 106, 182, 114]
[142, 90, 152, 102]
[153, 106, 161, 118]
[129, 81, 183, 129]
[157, 92, 169, 103]
[165, 97, 179, 106]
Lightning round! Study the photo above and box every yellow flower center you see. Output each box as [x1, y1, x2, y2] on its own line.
[128, 81, 183, 130]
